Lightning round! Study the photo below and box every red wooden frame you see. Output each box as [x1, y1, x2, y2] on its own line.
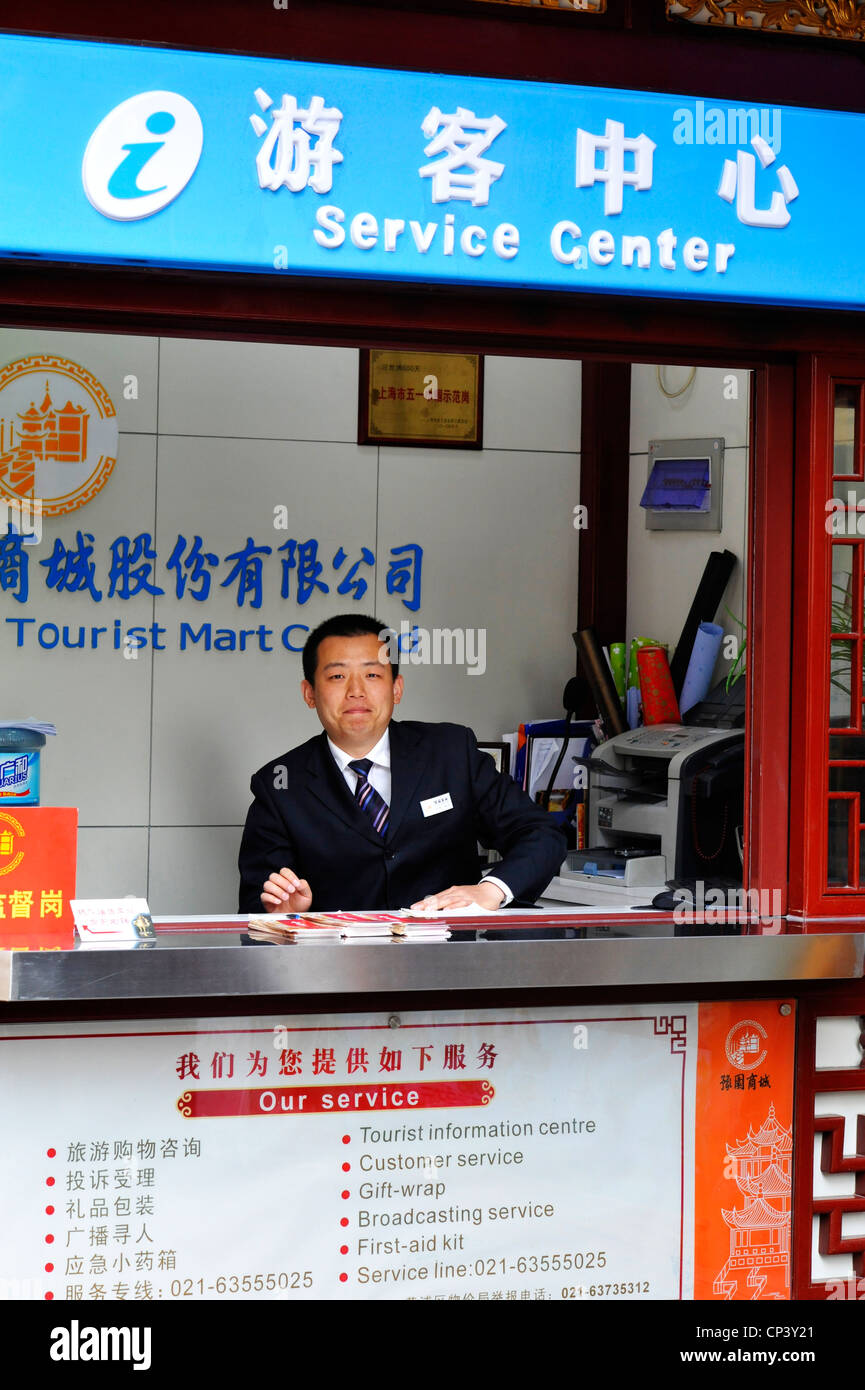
[793, 991, 865, 1299]
[4, 3, 865, 924]
[0, 292, 796, 923]
[577, 360, 632, 695]
[790, 356, 865, 920]
[0, 2, 860, 1315]
[748, 365, 795, 919]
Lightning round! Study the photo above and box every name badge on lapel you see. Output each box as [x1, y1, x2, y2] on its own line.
[420, 792, 453, 818]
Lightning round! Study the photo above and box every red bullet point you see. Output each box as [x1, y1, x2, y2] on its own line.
[340, 1217, 349, 1227]
[341, 1190, 350, 1200]
[340, 1245, 348, 1255]
[342, 1162, 350, 1172]
[46, 1148, 56, 1158]
[44, 1292, 54, 1300]
[44, 1263, 54, 1273]
[45, 1206, 54, 1215]
[44, 1234, 54, 1244]
[339, 1273, 348, 1283]
[45, 1177, 55, 1187]
[342, 1135, 350, 1144]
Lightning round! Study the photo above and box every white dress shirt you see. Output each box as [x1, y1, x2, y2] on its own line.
[328, 729, 392, 806]
[326, 728, 512, 905]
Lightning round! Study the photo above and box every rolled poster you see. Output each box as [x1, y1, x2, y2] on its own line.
[609, 642, 627, 708]
[669, 549, 737, 697]
[576, 627, 627, 738]
[679, 621, 724, 714]
[637, 645, 681, 725]
[628, 635, 659, 690]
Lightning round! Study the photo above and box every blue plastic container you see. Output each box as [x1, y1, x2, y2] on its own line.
[0, 727, 47, 805]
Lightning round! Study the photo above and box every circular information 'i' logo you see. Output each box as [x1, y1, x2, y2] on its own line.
[82, 90, 204, 221]
[0, 356, 118, 516]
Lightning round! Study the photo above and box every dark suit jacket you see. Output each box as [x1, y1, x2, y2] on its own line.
[237, 720, 567, 912]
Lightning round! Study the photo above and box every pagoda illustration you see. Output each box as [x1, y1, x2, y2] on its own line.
[0, 380, 89, 497]
[713, 1103, 792, 1299]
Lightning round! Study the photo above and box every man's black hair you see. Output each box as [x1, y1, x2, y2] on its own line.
[302, 613, 399, 683]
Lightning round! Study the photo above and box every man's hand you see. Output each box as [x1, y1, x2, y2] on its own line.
[261, 868, 313, 914]
[410, 881, 505, 913]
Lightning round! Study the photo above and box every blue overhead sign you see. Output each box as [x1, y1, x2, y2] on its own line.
[0, 32, 861, 309]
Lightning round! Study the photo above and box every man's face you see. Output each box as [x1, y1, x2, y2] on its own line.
[302, 633, 403, 753]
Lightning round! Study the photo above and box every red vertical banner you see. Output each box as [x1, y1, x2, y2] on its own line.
[694, 1000, 796, 1299]
[0, 806, 77, 948]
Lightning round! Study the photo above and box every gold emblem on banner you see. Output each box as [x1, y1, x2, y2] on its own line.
[0, 811, 25, 876]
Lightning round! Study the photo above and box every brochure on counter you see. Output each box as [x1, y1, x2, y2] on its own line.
[245, 906, 502, 943]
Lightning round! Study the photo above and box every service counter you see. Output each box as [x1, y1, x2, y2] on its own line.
[2, 913, 863, 1303]
[2, 918, 863, 1003]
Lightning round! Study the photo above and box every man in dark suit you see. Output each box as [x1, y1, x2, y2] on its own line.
[238, 614, 567, 914]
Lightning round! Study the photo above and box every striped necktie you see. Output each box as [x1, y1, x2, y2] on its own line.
[348, 758, 389, 837]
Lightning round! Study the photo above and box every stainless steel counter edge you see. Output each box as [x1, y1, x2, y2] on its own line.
[2, 934, 864, 1002]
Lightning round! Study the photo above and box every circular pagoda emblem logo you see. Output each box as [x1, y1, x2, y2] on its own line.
[0, 355, 118, 517]
[725, 1018, 768, 1071]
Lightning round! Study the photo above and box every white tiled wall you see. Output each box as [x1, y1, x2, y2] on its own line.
[76, 829, 149, 901]
[3, 430, 157, 827]
[483, 354, 581, 453]
[156, 339, 360, 443]
[0, 328, 159, 436]
[627, 364, 750, 683]
[376, 444, 580, 734]
[0, 333, 581, 911]
[149, 434, 380, 827]
[0, 336, 749, 913]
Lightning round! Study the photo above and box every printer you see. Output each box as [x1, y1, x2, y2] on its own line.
[545, 724, 745, 906]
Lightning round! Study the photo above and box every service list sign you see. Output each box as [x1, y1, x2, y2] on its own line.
[0, 1001, 794, 1301]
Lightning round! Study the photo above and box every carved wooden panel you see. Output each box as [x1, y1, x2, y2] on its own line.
[668, 2, 865, 41]
[474, 0, 606, 11]
[794, 998, 865, 1298]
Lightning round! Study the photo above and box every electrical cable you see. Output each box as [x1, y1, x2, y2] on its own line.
[656, 364, 697, 399]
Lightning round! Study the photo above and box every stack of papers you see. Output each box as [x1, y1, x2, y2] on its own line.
[247, 908, 465, 943]
[0, 718, 57, 735]
[307, 911, 406, 939]
[391, 920, 451, 942]
[247, 916, 341, 943]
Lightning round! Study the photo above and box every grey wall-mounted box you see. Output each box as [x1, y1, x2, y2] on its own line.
[643, 436, 724, 532]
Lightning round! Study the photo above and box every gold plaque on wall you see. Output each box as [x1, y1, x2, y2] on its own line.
[359, 350, 483, 449]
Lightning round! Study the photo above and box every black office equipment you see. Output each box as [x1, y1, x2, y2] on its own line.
[669, 549, 737, 698]
[682, 675, 746, 729]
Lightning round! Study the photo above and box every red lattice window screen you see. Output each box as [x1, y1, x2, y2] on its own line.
[827, 384, 865, 893]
